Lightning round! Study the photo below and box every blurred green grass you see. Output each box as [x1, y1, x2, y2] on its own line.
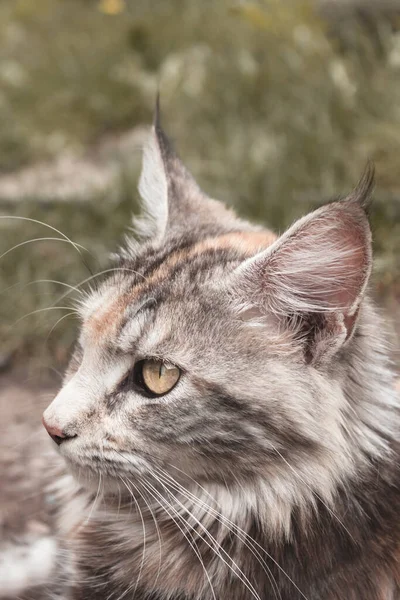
[0, 0, 399, 369]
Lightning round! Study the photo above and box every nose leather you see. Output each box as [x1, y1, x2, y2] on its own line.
[42, 416, 72, 446]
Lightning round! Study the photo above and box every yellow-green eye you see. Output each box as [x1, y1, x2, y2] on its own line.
[140, 359, 180, 396]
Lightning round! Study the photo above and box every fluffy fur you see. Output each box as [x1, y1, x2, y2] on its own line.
[14, 115, 400, 599]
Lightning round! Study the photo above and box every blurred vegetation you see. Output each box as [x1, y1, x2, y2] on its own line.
[0, 0, 399, 370]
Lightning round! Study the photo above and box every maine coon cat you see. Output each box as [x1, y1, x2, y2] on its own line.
[34, 111, 400, 599]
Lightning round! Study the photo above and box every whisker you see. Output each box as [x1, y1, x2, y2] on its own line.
[0, 279, 86, 299]
[163, 463, 309, 600]
[152, 465, 281, 600]
[123, 475, 163, 590]
[12, 306, 79, 327]
[0, 237, 88, 262]
[46, 366, 64, 380]
[55, 267, 148, 307]
[114, 450, 216, 600]
[140, 476, 217, 600]
[113, 453, 303, 599]
[0, 216, 84, 256]
[82, 474, 103, 528]
[6, 267, 148, 335]
[117, 477, 147, 600]
[45, 311, 78, 343]
[147, 469, 262, 600]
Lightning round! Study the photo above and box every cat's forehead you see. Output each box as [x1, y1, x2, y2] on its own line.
[79, 230, 277, 349]
[80, 284, 153, 349]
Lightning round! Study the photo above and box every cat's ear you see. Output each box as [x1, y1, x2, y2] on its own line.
[232, 168, 374, 364]
[134, 102, 237, 240]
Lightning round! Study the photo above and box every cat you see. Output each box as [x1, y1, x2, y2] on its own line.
[13, 109, 400, 599]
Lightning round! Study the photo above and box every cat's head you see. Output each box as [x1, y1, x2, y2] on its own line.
[43, 113, 376, 530]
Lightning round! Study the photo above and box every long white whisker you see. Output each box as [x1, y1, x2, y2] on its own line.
[114, 450, 216, 600]
[148, 470, 262, 600]
[164, 462, 309, 600]
[45, 311, 78, 342]
[8, 268, 147, 332]
[55, 267, 148, 307]
[81, 474, 102, 528]
[12, 306, 78, 326]
[0, 215, 84, 256]
[152, 465, 281, 600]
[0, 279, 84, 299]
[123, 475, 163, 590]
[140, 476, 217, 600]
[117, 477, 147, 600]
[0, 237, 88, 261]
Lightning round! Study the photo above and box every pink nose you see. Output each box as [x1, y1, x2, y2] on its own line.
[42, 416, 69, 446]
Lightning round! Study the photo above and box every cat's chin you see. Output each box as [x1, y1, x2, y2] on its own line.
[62, 452, 150, 497]
[65, 460, 123, 496]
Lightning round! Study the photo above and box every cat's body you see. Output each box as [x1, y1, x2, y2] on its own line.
[3, 113, 399, 600]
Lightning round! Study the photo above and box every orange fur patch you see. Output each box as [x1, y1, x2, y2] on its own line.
[86, 295, 129, 342]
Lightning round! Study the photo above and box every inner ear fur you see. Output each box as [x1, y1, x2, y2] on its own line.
[232, 167, 374, 364]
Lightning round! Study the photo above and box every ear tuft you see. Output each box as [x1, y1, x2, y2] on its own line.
[347, 161, 375, 212]
[152, 94, 181, 175]
[153, 91, 161, 129]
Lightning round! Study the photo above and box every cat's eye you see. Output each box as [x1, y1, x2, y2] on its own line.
[136, 359, 181, 397]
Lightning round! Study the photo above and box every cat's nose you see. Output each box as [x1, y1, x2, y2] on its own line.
[42, 416, 76, 446]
